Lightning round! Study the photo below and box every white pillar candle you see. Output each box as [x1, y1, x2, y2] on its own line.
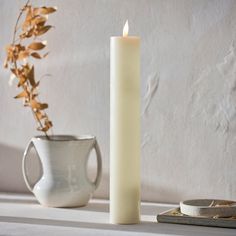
[110, 20, 140, 225]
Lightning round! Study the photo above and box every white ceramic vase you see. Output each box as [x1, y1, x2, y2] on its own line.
[22, 135, 102, 207]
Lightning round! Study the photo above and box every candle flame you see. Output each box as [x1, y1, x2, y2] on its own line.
[123, 20, 129, 37]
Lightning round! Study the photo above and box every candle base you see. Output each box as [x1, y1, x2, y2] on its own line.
[110, 202, 140, 225]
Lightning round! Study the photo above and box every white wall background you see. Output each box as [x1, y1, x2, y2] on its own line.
[0, 0, 236, 203]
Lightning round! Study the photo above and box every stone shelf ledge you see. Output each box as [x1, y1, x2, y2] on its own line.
[0, 193, 235, 235]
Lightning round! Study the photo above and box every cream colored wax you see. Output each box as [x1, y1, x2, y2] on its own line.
[110, 21, 140, 224]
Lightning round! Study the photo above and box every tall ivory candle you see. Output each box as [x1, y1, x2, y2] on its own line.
[110, 20, 140, 224]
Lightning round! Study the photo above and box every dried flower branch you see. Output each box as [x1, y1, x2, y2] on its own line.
[4, 1, 57, 138]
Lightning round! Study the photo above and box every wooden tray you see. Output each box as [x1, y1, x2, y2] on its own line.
[157, 208, 236, 229]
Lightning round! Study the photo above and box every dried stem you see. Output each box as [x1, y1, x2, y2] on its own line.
[12, 0, 30, 44]
[5, 0, 56, 139]
[12, 1, 49, 139]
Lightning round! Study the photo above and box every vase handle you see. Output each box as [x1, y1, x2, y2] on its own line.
[22, 140, 36, 192]
[92, 139, 102, 189]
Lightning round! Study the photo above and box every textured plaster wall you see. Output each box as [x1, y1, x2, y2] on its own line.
[0, 0, 236, 203]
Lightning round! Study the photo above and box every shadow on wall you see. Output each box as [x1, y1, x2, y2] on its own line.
[0, 143, 40, 193]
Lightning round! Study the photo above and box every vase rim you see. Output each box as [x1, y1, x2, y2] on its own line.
[33, 135, 95, 141]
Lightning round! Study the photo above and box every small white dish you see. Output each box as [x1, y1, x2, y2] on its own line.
[180, 199, 236, 217]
